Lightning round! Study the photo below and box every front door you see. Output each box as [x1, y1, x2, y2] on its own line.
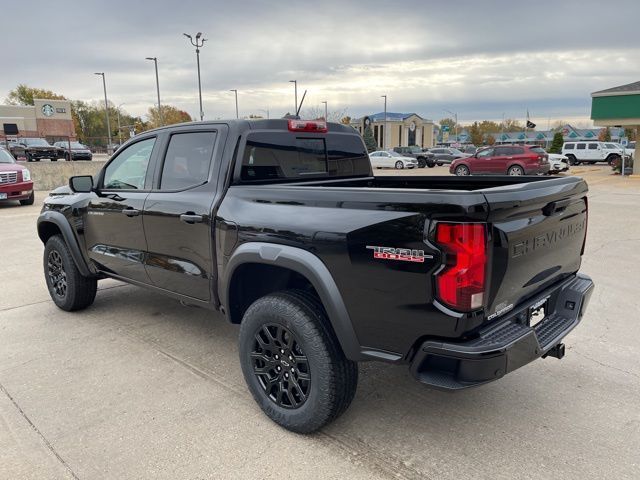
[472, 147, 495, 174]
[143, 129, 222, 301]
[84, 136, 157, 283]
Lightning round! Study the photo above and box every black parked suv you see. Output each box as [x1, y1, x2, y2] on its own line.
[19, 137, 59, 161]
[38, 119, 594, 433]
[393, 145, 435, 167]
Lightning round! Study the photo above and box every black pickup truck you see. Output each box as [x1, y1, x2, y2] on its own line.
[38, 119, 594, 433]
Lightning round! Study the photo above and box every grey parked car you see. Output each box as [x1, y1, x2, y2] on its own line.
[53, 141, 93, 161]
[425, 147, 472, 165]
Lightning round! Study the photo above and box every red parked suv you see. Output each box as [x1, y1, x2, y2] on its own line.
[0, 148, 34, 205]
[450, 145, 550, 176]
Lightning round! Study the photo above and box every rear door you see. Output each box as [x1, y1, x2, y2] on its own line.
[142, 126, 226, 301]
[482, 177, 588, 319]
[84, 136, 157, 282]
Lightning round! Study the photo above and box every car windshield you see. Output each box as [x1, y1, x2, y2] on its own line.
[25, 138, 51, 146]
[388, 151, 405, 158]
[66, 142, 86, 149]
[605, 143, 618, 149]
[450, 148, 464, 155]
[0, 149, 15, 163]
[530, 147, 546, 154]
[408, 146, 421, 153]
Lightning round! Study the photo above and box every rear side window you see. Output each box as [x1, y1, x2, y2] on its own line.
[160, 132, 217, 190]
[588, 143, 598, 150]
[565, 144, 574, 149]
[576, 144, 586, 150]
[241, 132, 370, 182]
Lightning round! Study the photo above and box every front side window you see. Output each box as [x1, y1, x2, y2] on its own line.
[477, 148, 494, 158]
[160, 132, 217, 190]
[103, 137, 155, 190]
[588, 143, 598, 150]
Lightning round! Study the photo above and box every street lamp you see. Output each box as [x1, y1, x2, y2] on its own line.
[289, 80, 297, 115]
[116, 103, 126, 145]
[145, 57, 163, 126]
[321, 101, 328, 121]
[381, 95, 387, 149]
[183, 32, 207, 121]
[94, 72, 113, 154]
[444, 109, 458, 145]
[230, 89, 239, 119]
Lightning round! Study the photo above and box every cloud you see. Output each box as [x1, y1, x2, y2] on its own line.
[1, 0, 638, 125]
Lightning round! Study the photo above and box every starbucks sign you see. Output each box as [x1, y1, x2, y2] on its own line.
[41, 104, 55, 117]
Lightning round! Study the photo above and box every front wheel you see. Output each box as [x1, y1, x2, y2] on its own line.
[508, 165, 524, 176]
[44, 235, 97, 311]
[19, 191, 34, 206]
[395, 161, 404, 169]
[455, 164, 470, 176]
[239, 291, 358, 433]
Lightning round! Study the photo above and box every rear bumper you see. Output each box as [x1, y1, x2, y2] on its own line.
[410, 273, 594, 390]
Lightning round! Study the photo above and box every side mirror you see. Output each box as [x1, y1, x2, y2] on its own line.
[69, 175, 93, 193]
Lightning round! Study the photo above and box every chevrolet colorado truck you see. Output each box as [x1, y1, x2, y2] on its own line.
[38, 119, 594, 433]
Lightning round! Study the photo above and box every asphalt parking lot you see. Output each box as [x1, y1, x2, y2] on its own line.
[1, 166, 639, 479]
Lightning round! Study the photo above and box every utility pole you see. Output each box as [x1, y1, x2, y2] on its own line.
[289, 80, 298, 115]
[183, 32, 207, 121]
[230, 89, 239, 118]
[94, 72, 112, 154]
[381, 95, 387, 149]
[321, 101, 328, 121]
[117, 103, 126, 145]
[145, 57, 163, 125]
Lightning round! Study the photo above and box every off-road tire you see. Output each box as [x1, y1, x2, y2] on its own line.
[239, 290, 358, 433]
[44, 235, 97, 311]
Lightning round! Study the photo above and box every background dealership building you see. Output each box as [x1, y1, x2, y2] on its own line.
[351, 113, 436, 149]
[0, 99, 75, 143]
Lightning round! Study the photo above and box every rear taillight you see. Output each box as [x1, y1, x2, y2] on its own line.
[288, 119, 327, 133]
[435, 223, 487, 311]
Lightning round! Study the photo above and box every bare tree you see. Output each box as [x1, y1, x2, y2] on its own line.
[301, 106, 348, 122]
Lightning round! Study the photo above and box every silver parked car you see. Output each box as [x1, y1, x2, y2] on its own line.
[369, 150, 418, 169]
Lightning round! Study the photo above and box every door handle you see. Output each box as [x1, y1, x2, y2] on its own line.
[123, 208, 140, 217]
[180, 213, 204, 224]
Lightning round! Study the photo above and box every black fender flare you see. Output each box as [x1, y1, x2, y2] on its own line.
[221, 242, 364, 361]
[37, 211, 94, 277]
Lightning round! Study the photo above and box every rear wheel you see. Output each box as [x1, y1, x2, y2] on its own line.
[239, 290, 358, 433]
[508, 165, 524, 176]
[395, 161, 404, 169]
[417, 157, 426, 168]
[455, 164, 470, 176]
[44, 235, 97, 311]
[19, 191, 34, 206]
[25, 153, 32, 162]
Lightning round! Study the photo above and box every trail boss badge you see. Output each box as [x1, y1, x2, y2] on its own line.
[366, 246, 433, 263]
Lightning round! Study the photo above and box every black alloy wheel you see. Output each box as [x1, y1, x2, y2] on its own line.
[251, 323, 311, 409]
[47, 249, 67, 300]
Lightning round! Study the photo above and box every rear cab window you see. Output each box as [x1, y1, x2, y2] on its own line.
[239, 130, 370, 183]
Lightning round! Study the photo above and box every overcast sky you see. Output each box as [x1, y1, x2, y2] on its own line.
[2, 0, 638, 127]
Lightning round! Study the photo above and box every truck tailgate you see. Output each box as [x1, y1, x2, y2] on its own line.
[482, 177, 588, 320]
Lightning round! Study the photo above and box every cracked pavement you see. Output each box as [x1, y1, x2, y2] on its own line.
[1, 166, 639, 479]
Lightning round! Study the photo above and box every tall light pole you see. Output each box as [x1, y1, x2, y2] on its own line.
[183, 32, 207, 121]
[258, 108, 270, 119]
[289, 80, 297, 115]
[381, 95, 387, 149]
[145, 57, 163, 126]
[94, 72, 112, 153]
[321, 101, 328, 121]
[444, 109, 458, 145]
[116, 103, 126, 145]
[230, 89, 239, 119]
